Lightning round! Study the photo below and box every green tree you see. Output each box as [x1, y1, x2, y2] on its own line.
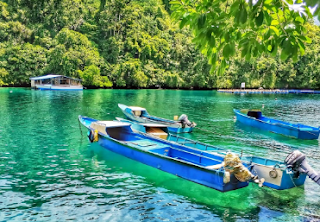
[48, 28, 100, 78]
[1, 0, 319, 89]
[171, 0, 315, 74]
[78, 65, 112, 88]
[0, 43, 48, 85]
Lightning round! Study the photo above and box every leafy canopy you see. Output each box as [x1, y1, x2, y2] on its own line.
[171, 0, 316, 74]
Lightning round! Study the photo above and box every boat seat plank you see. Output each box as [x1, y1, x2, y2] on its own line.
[299, 128, 313, 131]
[168, 146, 223, 164]
[126, 139, 170, 151]
[130, 139, 157, 147]
[206, 163, 224, 170]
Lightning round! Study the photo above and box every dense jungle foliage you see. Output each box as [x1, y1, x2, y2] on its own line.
[0, 0, 319, 89]
[171, 0, 314, 75]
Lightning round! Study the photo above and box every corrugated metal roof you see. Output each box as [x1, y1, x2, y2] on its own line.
[30, 74, 62, 80]
[30, 74, 81, 81]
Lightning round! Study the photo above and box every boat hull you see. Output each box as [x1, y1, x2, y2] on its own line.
[79, 116, 247, 192]
[120, 106, 194, 133]
[234, 109, 319, 140]
[96, 134, 247, 192]
[125, 113, 194, 133]
[167, 126, 193, 133]
[168, 134, 306, 190]
[116, 117, 307, 190]
[35, 84, 83, 91]
[243, 157, 306, 190]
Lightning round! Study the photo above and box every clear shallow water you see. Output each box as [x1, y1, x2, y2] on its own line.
[0, 88, 319, 221]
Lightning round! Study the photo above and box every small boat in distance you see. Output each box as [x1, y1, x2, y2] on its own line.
[115, 117, 308, 190]
[234, 109, 320, 140]
[118, 104, 196, 133]
[30, 74, 83, 91]
[78, 115, 248, 192]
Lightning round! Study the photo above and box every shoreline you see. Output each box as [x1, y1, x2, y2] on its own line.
[2, 86, 320, 93]
[217, 89, 320, 94]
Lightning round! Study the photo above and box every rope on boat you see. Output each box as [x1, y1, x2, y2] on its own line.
[279, 110, 319, 137]
[304, 130, 318, 137]
[288, 173, 298, 188]
[194, 126, 223, 136]
[193, 126, 248, 157]
[196, 124, 316, 156]
[195, 126, 246, 142]
[195, 126, 295, 156]
[194, 124, 317, 187]
[78, 119, 83, 138]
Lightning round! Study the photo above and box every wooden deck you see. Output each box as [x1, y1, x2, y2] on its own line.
[217, 89, 320, 94]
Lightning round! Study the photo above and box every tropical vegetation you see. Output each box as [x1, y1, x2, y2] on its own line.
[0, 0, 319, 89]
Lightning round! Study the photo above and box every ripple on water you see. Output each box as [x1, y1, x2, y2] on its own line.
[0, 89, 320, 221]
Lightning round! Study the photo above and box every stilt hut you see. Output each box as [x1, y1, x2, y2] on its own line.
[30, 74, 83, 90]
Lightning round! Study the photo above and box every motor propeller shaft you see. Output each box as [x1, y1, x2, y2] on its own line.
[285, 150, 320, 185]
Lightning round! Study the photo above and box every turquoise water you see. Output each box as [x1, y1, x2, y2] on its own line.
[0, 88, 319, 221]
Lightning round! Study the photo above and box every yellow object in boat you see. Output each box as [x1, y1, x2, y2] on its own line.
[93, 130, 99, 142]
[146, 127, 168, 140]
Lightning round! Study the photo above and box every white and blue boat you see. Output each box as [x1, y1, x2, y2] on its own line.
[234, 109, 320, 140]
[79, 115, 249, 192]
[115, 117, 308, 190]
[118, 104, 196, 133]
[30, 74, 83, 91]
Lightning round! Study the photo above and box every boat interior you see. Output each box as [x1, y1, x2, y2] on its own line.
[145, 127, 168, 139]
[168, 134, 284, 168]
[34, 77, 81, 86]
[115, 117, 169, 139]
[241, 156, 284, 167]
[81, 116, 284, 170]
[240, 109, 317, 130]
[102, 124, 225, 169]
[144, 115, 177, 124]
[128, 107, 177, 124]
[80, 116, 309, 188]
[168, 134, 226, 153]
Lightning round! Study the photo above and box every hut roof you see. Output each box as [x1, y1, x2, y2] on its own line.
[30, 74, 81, 81]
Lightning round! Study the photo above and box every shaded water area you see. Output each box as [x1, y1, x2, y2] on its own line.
[0, 88, 320, 221]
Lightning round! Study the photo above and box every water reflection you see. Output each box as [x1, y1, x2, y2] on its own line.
[0, 88, 319, 221]
[86, 142, 308, 221]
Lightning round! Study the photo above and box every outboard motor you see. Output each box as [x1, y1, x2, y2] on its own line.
[178, 114, 195, 127]
[285, 150, 320, 185]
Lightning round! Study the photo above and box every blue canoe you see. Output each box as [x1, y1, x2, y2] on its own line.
[118, 104, 195, 133]
[79, 115, 248, 192]
[234, 109, 320, 140]
[115, 117, 307, 190]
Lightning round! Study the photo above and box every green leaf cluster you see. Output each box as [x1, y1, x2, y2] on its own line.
[171, 0, 315, 74]
[218, 23, 320, 89]
[0, 0, 319, 89]
[0, 0, 212, 88]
